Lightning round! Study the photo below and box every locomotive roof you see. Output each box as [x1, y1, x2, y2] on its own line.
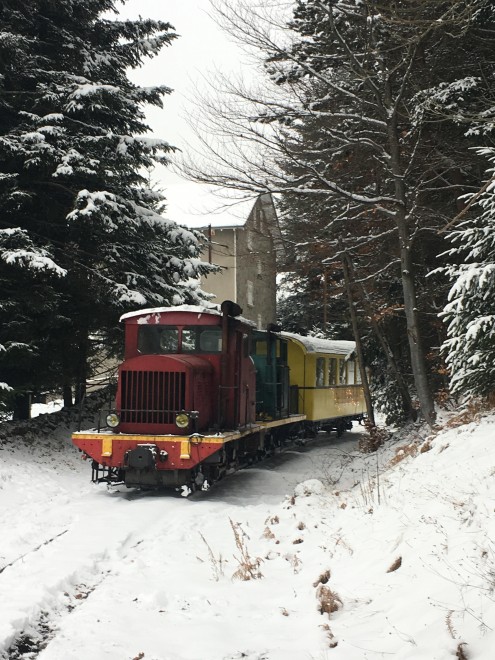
[120, 304, 256, 327]
[120, 304, 221, 322]
[281, 331, 355, 357]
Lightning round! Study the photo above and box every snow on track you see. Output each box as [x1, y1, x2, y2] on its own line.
[5, 411, 495, 660]
[0, 414, 361, 660]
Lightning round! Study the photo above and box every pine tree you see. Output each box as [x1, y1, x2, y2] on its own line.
[442, 148, 495, 398]
[0, 0, 212, 412]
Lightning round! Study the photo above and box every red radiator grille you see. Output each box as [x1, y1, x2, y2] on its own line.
[120, 370, 186, 425]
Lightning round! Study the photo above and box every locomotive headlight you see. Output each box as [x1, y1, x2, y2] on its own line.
[106, 412, 120, 428]
[175, 412, 190, 429]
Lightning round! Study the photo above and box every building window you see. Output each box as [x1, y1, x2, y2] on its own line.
[247, 280, 254, 306]
[257, 314, 262, 330]
[257, 257, 262, 276]
[247, 229, 253, 250]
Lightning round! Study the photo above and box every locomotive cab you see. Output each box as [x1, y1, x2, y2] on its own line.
[111, 302, 256, 436]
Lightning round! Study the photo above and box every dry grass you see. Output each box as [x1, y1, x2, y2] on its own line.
[359, 420, 389, 453]
[446, 611, 457, 639]
[320, 623, 338, 648]
[313, 569, 331, 588]
[388, 443, 419, 467]
[444, 395, 495, 429]
[420, 439, 432, 453]
[230, 519, 263, 581]
[334, 534, 354, 555]
[285, 553, 302, 574]
[262, 526, 276, 540]
[316, 584, 342, 617]
[199, 532, 226, 582]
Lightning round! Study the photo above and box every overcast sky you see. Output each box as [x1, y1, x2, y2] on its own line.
[117, 0, 255, 227]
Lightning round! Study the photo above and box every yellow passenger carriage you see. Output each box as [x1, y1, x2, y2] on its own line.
[282, 332, 366, 435]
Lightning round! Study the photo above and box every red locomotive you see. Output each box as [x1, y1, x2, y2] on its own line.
[72, 300, 365, 492]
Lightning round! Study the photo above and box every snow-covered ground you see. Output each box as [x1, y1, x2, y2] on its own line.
[1, 408, 495, 660]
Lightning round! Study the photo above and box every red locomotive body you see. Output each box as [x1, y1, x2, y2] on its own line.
[72, 301, 268, 490]
[117, 302, 256, 432]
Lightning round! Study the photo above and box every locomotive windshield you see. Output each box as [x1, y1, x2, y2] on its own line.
[182, 326, 222, 353]
[138, 326, 179, 354]
[137, 325, 222, 354]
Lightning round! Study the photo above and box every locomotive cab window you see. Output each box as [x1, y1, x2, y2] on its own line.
[138, 326, 179, 354]
[199, 328, 222, 352]
[181, 326, 222, 353]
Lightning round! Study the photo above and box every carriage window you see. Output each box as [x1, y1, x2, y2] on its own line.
[328, 358, 337, 385]
[316, 358, 325, 387]
[347, 360, 355, 384]
[138, 326, 178, 354]
[355, 364, 362, 384]
[339, 360, 347, 384]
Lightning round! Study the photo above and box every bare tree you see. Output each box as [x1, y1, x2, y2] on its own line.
[181, 0, 493, 427]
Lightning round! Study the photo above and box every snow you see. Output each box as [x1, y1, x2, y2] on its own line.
[281, 331, 355, 356]
[2, 409, 495, 659]
[120, 303, 221, 322]
[31, 400, 63, 418]
[120, 304, 258, 329]
[1, 247, 67, 277]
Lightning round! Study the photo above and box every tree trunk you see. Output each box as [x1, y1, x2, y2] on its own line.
[13, 392, 31, 421]
[74, 335, 88, 406]
[386, 92, 436, 427]
[340, 245, 375, 427]
[63, 383, 73, 408]
[396, 220, 436, 425]
[347, 255, 416, 421]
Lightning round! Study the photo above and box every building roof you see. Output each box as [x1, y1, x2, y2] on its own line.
[198, 197, 259, 229]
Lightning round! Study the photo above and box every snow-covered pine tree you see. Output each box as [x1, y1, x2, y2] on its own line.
[442, 148, 495, 398]
[0, 0, 212, 411]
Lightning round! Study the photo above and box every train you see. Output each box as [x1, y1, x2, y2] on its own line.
[72, 301, 366, 491]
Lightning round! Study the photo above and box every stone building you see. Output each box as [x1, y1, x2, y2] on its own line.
[200, 194, 283, 329]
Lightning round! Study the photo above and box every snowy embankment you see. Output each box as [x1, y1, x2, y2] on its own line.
[1, 409, 495, 660]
